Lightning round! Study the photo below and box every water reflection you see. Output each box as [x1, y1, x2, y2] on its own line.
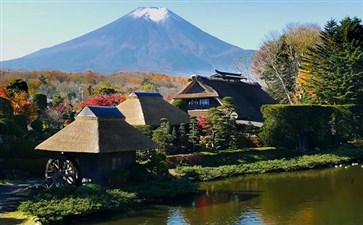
[78, 166, 363, 225]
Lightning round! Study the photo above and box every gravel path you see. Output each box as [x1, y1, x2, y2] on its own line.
[0, 179, 44, 213]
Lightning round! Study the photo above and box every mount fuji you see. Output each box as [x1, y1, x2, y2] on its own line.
[1, 7, 255, 75]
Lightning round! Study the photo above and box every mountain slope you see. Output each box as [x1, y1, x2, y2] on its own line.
[1, 7, 254, 75]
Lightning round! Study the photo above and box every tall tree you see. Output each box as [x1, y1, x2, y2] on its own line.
[252, 24, 320, 104]
[301, 17, 363, 104]
[202, 97, 239, 150]
[6, 79, 29, 95]
[187, 117, 201, 151]
[152, 118, 176, 153]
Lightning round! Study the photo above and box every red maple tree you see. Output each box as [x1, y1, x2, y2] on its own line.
[0, 85, 10, 99]
[80, 94, 126, 107]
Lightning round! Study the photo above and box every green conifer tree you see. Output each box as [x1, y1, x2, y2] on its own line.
[302, 17, 363, 104]
[187, 117, 200, 151]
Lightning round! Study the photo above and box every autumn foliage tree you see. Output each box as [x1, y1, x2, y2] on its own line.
[0, 85, 10, 99]
[1, 82, 36, 123]
[81, 94, 126, 107]
[6, 79, 29, 95]
[252, 24, 321, 104]
[11, 92, 37, 123]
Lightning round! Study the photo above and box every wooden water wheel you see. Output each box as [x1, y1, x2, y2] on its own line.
[45, 157, 80, 187]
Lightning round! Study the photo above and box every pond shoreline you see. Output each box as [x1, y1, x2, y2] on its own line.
[2, 148, 363, 225]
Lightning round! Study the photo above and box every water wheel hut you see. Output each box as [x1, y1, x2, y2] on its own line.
[117, 92, 190, 127]
[35, 106, 158, 186]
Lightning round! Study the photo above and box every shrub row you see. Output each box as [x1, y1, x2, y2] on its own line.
[175, 148, 363, 181]
[259, 104, 363, 148]
[18, 178, 198, 224]
[167, 148, 301, 168]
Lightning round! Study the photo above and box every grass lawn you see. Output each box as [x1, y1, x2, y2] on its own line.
[175, 147, 363, 181]
[0, 212, 39, 225]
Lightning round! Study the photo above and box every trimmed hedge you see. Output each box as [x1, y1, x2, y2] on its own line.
[259, 104, 362, 148]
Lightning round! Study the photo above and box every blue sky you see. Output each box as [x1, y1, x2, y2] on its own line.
[1, 0, 362, 61]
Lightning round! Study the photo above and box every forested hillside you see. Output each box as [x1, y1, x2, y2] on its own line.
[0, 70, 187, 103]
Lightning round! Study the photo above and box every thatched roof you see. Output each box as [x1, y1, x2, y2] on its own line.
[174, 75, 276, 122]
[117, 92, 190, 126]
[36, 106, 158, 153]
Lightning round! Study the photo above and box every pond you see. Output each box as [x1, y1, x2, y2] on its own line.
[76, 165, 363, 225]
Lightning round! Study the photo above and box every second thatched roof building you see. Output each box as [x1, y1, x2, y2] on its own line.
[117, 92, 190, 126]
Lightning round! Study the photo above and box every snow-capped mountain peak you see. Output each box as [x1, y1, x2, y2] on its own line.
[1, 7, 254, 75]
[130, 7, 169, 23]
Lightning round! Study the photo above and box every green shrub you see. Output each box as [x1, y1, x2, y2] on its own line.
[135, 125, 153, 138]
[152, 118, 176, 153]
[172, 99, 188, 112]
[145, 150, 169, 175]
[32, 93, 47, 111]
[0, 118, 25, 137]
[30, 119, 43, 133]
[17, 177, 199, 223]
[18, 184, 136, 223]
[13, 114, 27, 131]
[0, 97, 13, 118]
[74, 183, 102, 196]
[6, 79, 29, 95]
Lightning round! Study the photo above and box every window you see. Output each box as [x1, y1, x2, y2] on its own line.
[200, 99, 209, 106]
[188, 98, 210, 109]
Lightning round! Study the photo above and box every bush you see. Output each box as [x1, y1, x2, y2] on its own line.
[152, 119, 176, 153]
[145, 150, 169, 176]
[13, 114, 27, 131]
[172, 99, 188, 112]
[30, 119, 43, 133]
[18, 184, 136, 223]
[135, 125, 153, 138]
[17, 179, 197, 223]
[0, 118, 25, 137]
[32, 93, 47, 111]
[259, 104, 362, 148]
[0, 97, 13, 118]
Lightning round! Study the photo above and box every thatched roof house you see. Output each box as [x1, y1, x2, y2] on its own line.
[36, 106, 157, 153]
[117, 92, 190, 126]
[174, 71, 276, 125]
[36, 106, 158, 184]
